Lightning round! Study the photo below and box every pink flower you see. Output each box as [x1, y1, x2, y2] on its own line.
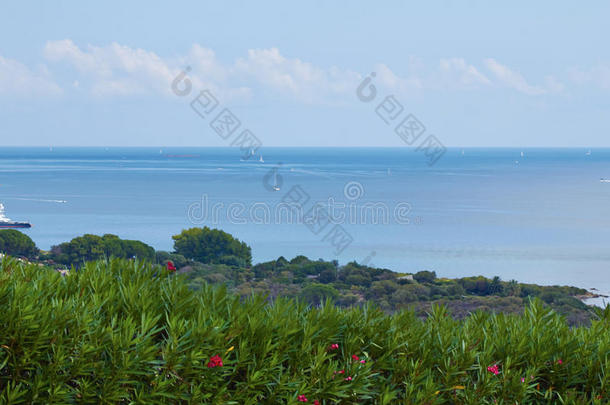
[206, 355, 223, 368]
[297, 394, 308, 402]
[313, 401, 320, 405]
[521, 377, 525, 383]
[329, 343, 339, 350]
[486, 364, 499, 375]
[351, 355, 360, 362]
[557, 359, 563, 365]
[360, 359, 366, 364]
[344, 376, 352, 381]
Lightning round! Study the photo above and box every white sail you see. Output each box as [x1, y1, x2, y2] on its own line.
[273, 172, 280, 191]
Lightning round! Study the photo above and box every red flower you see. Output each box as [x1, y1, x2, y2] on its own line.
[486, 364, 499, 375]
[351, 354, 359, 362]
[313, 401, 320, 405]
[297, 394, 308, 402]
[207, 355, 223, 368]
[344, 376, 352, 381]
[329, 343, 339, 350]
[166, 261, 176, 272]
[557, 359, 563, 365]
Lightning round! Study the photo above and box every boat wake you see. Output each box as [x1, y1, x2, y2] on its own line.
[12, 198, 68, 203]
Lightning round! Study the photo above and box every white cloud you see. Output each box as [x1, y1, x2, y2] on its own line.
[43, 41, 359, 102]
[568, 65, 610, 90]
[374, 63, 423, 93]
[184, 44, 229, 83]
[0, 40, 565, 101]
[544, 75, 565, 93]
[483, 58, 546, 95]
[0, 55, 61, 96]
[234, 47, 361, 103]
[438, 58, 491, 88]
[370, 58, 490, 95]
[372, 58, 564, 97]
[44, 40, 249, 100]
[45, 39, 184, 97]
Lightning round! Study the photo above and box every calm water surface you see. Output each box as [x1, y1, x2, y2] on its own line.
[1, 147, 609, 295]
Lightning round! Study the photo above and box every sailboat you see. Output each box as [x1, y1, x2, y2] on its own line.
[586, 149, 592, 156]
[259, 155, 264, 163]
[520, 151, 524, 158]
[272, 171, 280, 191]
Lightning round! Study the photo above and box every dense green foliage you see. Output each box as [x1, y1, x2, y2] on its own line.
[172, 227, 252, 267]
[14, 228, 595, 324]
[0, 257, 608, 403]
[0, 230, 38, 259]
[49, 233, 155, 267]
[181, 257, 593, 326]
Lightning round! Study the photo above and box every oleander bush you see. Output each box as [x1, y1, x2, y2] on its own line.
[0, 257, 609, 404]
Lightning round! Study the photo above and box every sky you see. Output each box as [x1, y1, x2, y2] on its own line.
[1, 1, 609, 147]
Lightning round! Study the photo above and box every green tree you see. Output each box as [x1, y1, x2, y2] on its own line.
[51, 234, 104, 265]
[489, 276, 504, 295]
[299, 283, 338, 306]
[172, 227, 252, 266]
[506, 279, 521, 296]
[413, 270, 436, 283]
[289, 255, 310, 265]
[156, 251, 188, 268]
[0, 230, 38, 258]
[51, 234, 154, 267]
[318, 268, 337, 283]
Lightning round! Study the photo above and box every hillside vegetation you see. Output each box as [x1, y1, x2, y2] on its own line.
[0, 228, 598, 326]
[1, 257, 609, 404]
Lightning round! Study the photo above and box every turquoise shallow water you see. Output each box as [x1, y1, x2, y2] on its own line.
[1, 147, 609, 293]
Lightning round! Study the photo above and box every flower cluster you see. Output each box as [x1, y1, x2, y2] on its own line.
[297, 394, 320, 404]
[487, 364, 499, 375]
[308, 345, 371, 402]
[207, 355, 223, 368]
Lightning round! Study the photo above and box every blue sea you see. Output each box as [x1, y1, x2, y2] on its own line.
[1, 147, 609, 296]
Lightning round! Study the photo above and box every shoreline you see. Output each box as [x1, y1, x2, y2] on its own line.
[579, 289, 610, 308]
